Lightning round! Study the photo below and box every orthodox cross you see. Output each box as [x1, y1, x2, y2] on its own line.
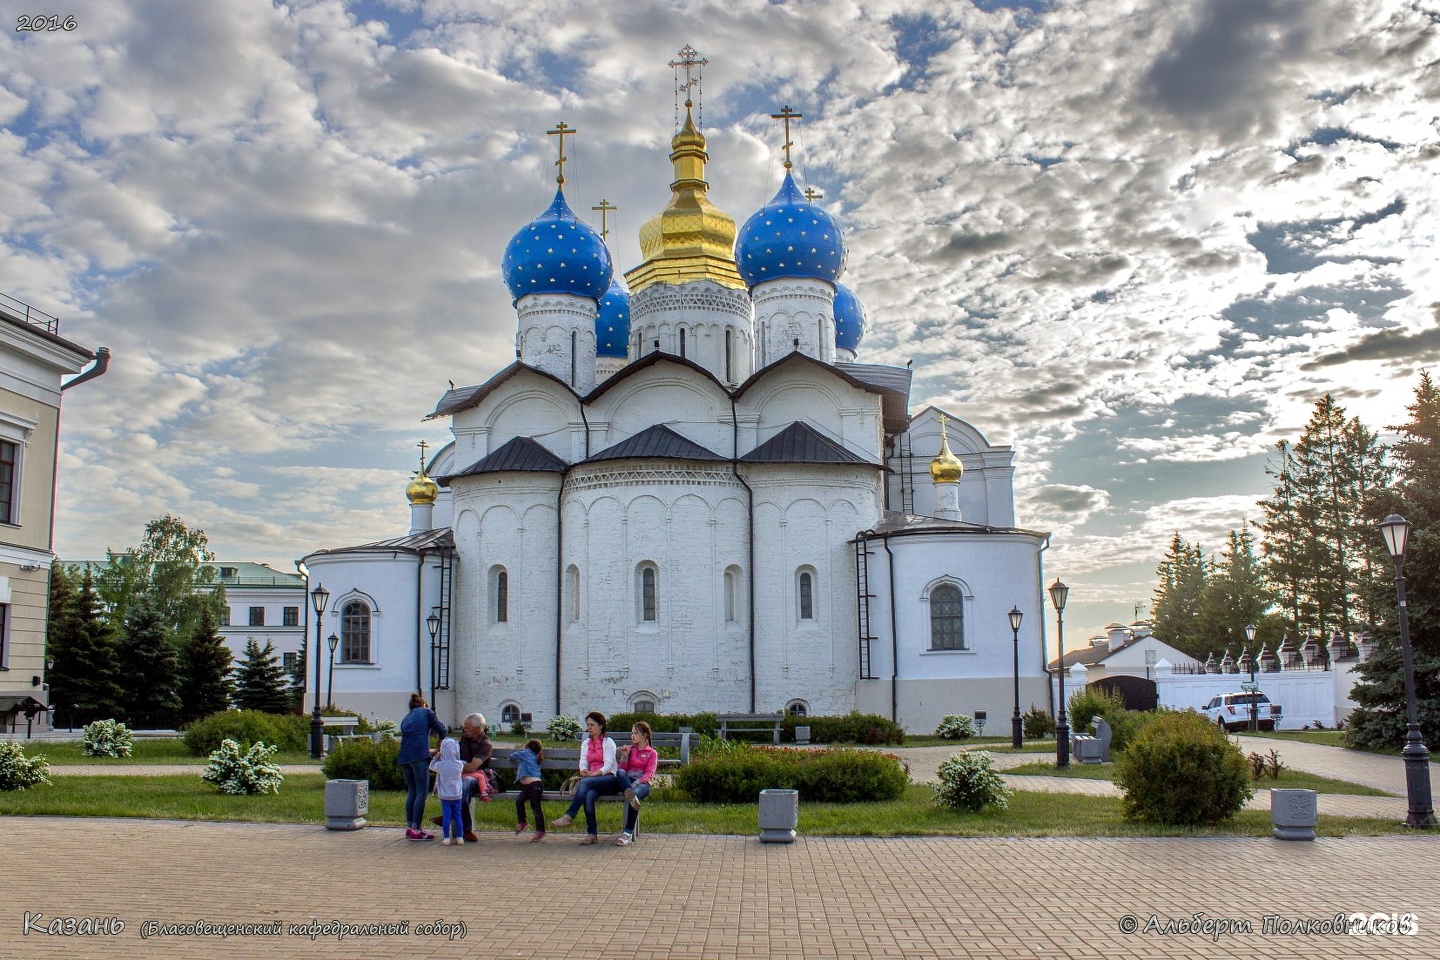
[591, 198, 617, 240]
[670, 44, 708, 102]
[803, 186, 824, 202]
[546, 121, 575, 187]
[417, 439, 430, 474]
[770, 105, 803, 169]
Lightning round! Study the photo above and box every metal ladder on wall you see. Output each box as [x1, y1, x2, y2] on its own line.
[433, 555, 453, 690]
[854, 537, 879, 679]
[897, 430, 916, 514]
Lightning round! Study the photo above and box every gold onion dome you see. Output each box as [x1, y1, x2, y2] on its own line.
[406, 463, 439, 505]
[930, 415, 963, 484]
[625, 102, 745, 294]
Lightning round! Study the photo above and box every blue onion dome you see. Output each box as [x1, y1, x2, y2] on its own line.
[502, 190, 613, 301]
[833, 282, 867, 352]
[735, 171, 847, 288]
[596, 273, 631, 358]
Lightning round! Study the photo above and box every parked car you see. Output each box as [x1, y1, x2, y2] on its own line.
[1201, 692, 1282, 732]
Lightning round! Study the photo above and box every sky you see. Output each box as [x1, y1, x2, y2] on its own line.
[2, 0, 1438, 647]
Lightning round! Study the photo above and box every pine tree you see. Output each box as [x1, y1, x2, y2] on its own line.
[233, 638, 291, 713]
[1348, 373, 1438, 749]
[47, 568, 123, 724]
[1150, 533, 1209, 657]
[1197, 527, 1274, 652]
[288, 638, 308, 712]
[179, 606, 233, 721]
[115, 597, 182, 726]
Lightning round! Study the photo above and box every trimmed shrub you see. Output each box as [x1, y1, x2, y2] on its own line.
[1067, 687, 1125, 734]
[182, 710, 307, 756]
[82, 719, 134, 758]
[201, 739, 284, 795]
[1113, 710, 1252, 825]
[0, 740, 50, 791]
[606, 712, 717, 737]
[675, 746, 906, 803]
[547, 715, 583, 742]
[934, 714, 976, 740]
[1022, 704, 1055, 739]
[932, 751, 1011, 812]
[321, 736, 404, 790]
[784, 712, 904, 745]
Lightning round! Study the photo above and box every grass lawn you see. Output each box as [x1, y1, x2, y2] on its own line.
[899, 736, 1055, 751]
[0, 775, 1408, 837]
[1247, 729, 1348, 748]
[25, 739, 321, 766]
[1002, 760, 1393, 796]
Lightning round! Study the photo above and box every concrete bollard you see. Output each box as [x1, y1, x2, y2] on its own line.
[758, 788, 799, 843]
[1271, 788, 1317, 840]
[324, 779, 369, 831]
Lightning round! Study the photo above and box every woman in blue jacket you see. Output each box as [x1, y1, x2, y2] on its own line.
[398, 693, 447, 840]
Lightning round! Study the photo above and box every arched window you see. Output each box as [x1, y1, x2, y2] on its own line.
[725, 328, 734, 383]
[492, 566, 509, 624]
[341, 601, 371, 663]
[637, 563, 658, 622]
[501, 703, 520, 724]
[679, 327, 687, 358]
[631, 695, 657, 714]
[570, 330, 578, 385]
[797, 568, 816, 621]
[724, 566, 741, 623]
[786, 700, 809, 717]
[930, 583, 965, 650]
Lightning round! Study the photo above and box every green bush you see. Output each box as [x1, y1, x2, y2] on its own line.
[82, 719, 134, 758]
[321, 736, 405, 790]
[546, 715, 582, 742]
[675, 746, 906, 803]
[0, 740, 50, 791]
[605, 712, 717, 737]
[182, 710, 307, 756]
[1022, 704, 1055, 739]
[784, 712, 905, 745]
[1067, 687, 1124, 734]
[201, 739, 283, 795]
[931, 751, 1011, 812]
[934, 714, 976, 740]
[1113, 711, 1253, 825]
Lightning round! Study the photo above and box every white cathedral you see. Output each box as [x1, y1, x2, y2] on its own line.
[304, 78, 1053, 733]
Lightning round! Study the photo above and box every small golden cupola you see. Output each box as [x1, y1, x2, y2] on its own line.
[406, 441, 439, 505]
[624, 62, 745, 295]
[930, 413, 964, 484]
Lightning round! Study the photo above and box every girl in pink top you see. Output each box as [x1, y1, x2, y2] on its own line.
[614, 721, 658, 845]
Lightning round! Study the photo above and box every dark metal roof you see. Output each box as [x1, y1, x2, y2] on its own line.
[582, 349, 729, 403]
[586, 424, 724, 463]
[427, 362, 577, 419]
[835, 361, 913, 435]
[304, 528, 455, 561]
[861, 510, 1049, 540]
[443, 436, 567, 481]
[741, 421, 877, 465]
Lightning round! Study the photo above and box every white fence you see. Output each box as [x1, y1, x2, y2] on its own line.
[1153, 662, 1339, 729]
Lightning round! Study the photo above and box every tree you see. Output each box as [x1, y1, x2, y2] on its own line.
[1348, 372, 1440, 749]
[1196, 527, 1275, 652]
[47, 568, 123, 724]
[288, 638, 308, 712]
[115, 597, 182, 726]
[179, 606, 233, 721]
[1150, 533, 1209, 657]
[95, 515, 226, 638]
[233, 639, 291, 713]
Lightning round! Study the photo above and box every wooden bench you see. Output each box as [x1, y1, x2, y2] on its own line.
[716, 712, 785, 744]
[486, 744, 685, 803]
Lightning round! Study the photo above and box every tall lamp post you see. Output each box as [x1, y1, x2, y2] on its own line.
[308, 583, 330, 759]
[1379, 514, 1436, 829]
[426, 611, 441, 708]
[1009, 606, 1024, 748]
[1050, 579, 1070, 768]
[1245, 622, 1258, 732]
[326, 632, 339, 711]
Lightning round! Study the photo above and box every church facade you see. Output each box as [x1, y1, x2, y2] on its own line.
[304, 88, 1053, 733]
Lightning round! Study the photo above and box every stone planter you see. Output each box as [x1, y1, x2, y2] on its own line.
[1271, 788, 1317, 841]
[758, 788, 799, 844]
[324, 779, 369, 831]
[794, 725, 811, 746]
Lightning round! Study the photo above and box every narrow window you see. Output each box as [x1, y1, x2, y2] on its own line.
[283, 606, 299, 627]
[282, 651, 297, 672]
[798, 571, 814, 620]
[759, 321, 767, 365]
[724, 567, 738, 623]
[249, 606, 265, 627]
[929, 584, 965, 650]
[0, 604, 8, 669]
[567, 565, 580, 622]
[0, 440, 15, 524]
[341, 600, 371, 662]
[220, 608, 232, 627]
[639, 564, 657, 622]
[725, 328, 734, 383]
[496, 568, 509, 623]
[570, 330, 578, 385]
[679, 327, 687, 358]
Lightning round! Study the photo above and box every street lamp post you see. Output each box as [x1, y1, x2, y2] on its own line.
[326, 632, 339, 711]
[426, 611, 441, 707]
[1245, 622, 1258, 733]
[309, 583, 330, 759]
[1049, 579, 1070, 768]
[1009, 606, 1024, 749]
[1379, 514, 1436, 829]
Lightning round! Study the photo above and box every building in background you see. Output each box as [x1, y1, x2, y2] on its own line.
[0, 292, 105, 734]
[204, 561, 307, 668]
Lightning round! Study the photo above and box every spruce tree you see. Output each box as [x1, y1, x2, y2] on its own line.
[179, 606, 233, 721]
[47, 568, 123, 724]
[1197, 527, 1274, 652]
[1150, 533, 1209, 657]
[115, 597, 182, 727]
[233, 638, 291, 713]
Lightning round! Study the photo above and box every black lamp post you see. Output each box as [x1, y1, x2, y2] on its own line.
[426, 611, 441, 706]
[1050, 579, 1070, 768]
[308, 583, 329, 758]
[326, 632, 339, 711]
[1379, 514, 1436, 829]
[1009, 606, 1024, 749]
[1245, 622, 1258, 733]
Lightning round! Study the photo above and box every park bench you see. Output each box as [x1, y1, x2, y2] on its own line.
[485, 736, 692, 803]
[322, 716, 363, 752]
[1072, 716, 1112, 764]
[715, 712, 785, 744]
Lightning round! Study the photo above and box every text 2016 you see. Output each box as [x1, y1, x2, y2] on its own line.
[16, 16, 77, 32]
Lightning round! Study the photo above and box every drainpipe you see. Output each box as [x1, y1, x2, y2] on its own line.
[51, 346, 110, 559]
[555, 478, 565, 716]
[1039, 533, 1052, 719]
[730, 396, 756, 712]
[416, 547, 428, 696]
[881, 534, 899, 723]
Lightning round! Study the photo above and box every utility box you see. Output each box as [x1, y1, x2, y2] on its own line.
[758, 788, 799, 844]
[324, 779, 369, 831]
[1271, 788, 1317, 841]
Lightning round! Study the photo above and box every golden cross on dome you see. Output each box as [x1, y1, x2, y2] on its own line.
[591, 198, 617, 240]
[670, 44, 708, 102]
[417, 439, 429, 468]
[770, 105, 803, 169]
[803, 186, 824, 202]
[936, 412, 948, 433]
[546, 121, 575, 187]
